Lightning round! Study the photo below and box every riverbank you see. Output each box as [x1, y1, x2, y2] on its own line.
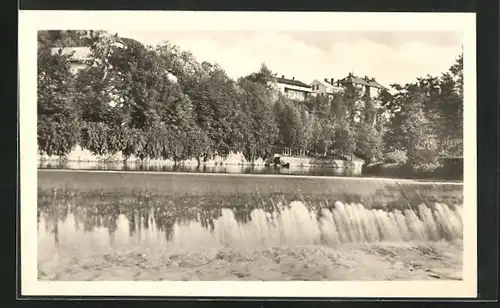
[38, 145, 464, 181]
[38, 146, 266, 166]
[363, 162, 463, 181]
[38, 146, 364, 170]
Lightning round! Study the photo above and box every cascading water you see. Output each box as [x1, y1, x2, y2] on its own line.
[209, 201, 462, 248]
[38, 200, 463, 256]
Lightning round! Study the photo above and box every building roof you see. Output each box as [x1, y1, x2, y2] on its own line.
[338, 73, 385, 89]
[276, 76, 311, 89]
[311, 79, 334, 88]
[50, 47, 91, 62]
[338, 74, 369, 86]
[311, 79, 343, 93]
[367, 79, 385, 89]
[120, 37, 144, 47]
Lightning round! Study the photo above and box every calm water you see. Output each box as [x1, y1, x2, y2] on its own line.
[38, 160, 362, 177]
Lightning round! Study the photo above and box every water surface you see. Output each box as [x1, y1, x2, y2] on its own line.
[38, 186, 463, 260]
[37, 170, 464, 281]
[38, 160, 362, 177]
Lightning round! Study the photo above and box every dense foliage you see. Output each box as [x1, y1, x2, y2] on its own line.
[38, 30, 463, 172]
[37, 44, 80, 156]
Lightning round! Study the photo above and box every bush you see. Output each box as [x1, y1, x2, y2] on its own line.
[384, 149, 408, 164]
[410, 160, 442, 173]
[408, 135, 442, 172]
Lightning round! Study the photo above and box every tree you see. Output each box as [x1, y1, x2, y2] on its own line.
[342, 84, 363, 125]
[79, 122, 120, 157]
[331, 93, 347, 122]
[182, 65, 242, 157]
[354, 123, 383, 163]
[310, 117, 335, 156]
[274, 98, 299, 154]
[382, 82, 441, 171]
[436, 54, 463, 152]
[37, 28, 464, 171]
[332, 121, 356, 160]
[238, 78, 278, 160]
[38, 30, 93, 48]
[75, 32, 146, 156]
[299, 109, 315, 155]
[245, 63, 275, 89]
[120, 127, 146, 160]
[75, 33, 205, 161]
[363, 94, 377, 126]
[37, 44, 80, 157]
[382, 53, 463, 167]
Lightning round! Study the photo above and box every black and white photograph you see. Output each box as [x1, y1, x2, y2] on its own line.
[19, 11, 477, 298]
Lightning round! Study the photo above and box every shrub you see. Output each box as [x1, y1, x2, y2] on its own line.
[410, 160, 442, 173]
[408, 135, 442, 172]
[384, 149, 408, 164]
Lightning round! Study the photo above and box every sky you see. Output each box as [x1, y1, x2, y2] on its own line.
[106, 30, 463, 87]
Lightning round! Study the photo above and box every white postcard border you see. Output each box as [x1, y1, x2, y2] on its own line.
[19, 10, 477, 298]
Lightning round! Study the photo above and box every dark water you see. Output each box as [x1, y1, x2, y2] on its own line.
[38, 160, 362, 177]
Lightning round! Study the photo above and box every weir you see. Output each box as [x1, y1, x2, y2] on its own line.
[38, 200, 463, 259]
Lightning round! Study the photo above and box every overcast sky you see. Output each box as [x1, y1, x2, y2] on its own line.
[107, 30, 463, 87]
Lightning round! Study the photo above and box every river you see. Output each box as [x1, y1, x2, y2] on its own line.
[37, 169, 464, 281]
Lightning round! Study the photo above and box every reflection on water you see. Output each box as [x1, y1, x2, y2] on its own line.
[38, 195, 463, 261]
[38, 160, 361, 177]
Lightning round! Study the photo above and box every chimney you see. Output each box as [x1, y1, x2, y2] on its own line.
[330, 78, 334, 85]
[292, 77, 295, 80]
[324, 78, 329, 83]
[348, 72, 353, 77]
[281, 75, 284, 78]
[364, 75, 369, 81]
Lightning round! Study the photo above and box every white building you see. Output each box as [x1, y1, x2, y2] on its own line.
[336, 73, 387, 124]
[50, 47, 91, 74]
[310, 78, 344, 98]
[275, 75, 312, 101]
[337, 73, 386, 100]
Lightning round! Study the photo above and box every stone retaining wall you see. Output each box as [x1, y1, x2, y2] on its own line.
[278, 155, 364, 170]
